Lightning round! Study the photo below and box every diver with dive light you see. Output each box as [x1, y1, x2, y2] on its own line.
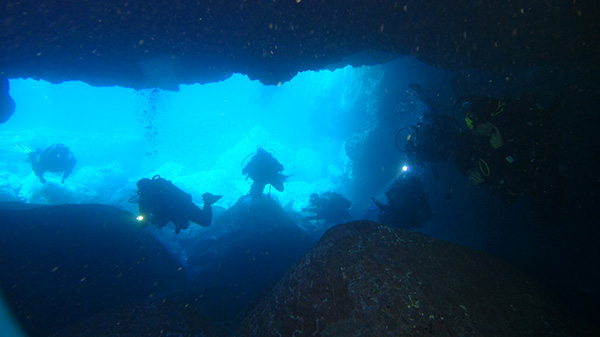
[397, 83, 566, 224]
[133, 175, 221, 234]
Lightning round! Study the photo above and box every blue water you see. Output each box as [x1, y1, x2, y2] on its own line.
[2, 65, 383, 214]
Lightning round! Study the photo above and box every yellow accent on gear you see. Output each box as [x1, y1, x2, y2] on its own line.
[492, 101, 505, 117]
[478, 158, 490, 177]
[465, 117, 474, 130]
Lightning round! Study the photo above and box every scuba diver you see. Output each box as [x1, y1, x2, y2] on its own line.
[395, 83, 565, 224]
[403, 113, 458, 167]
[372, 174, 432, 229]
[134, 175, 222, 234]
[27, 143, 77, 183]
[242, 146, 288, 197]
[396, 83, 459, 199]
[401, 83, 459, 166]
[455, 94, 566, 224]
[302, 191, 353, 225]
[455, 97, 523, 200]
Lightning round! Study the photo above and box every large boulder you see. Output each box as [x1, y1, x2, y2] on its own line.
[238, 220, 590, 337]
[174, 195, 316, 323]
[0, 203, 187, 337]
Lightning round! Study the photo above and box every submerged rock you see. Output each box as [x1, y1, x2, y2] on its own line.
[0, 202, 187, 337]
[50, 300, 231, 337]
[238, 220, 589, 337]
[177, 195, 316, 323]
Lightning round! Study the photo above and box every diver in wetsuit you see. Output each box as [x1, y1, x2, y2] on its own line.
[28, 143, 77, 183]
[455, 95, 566, 224]
[136, 175, 222, 234]
[372, 174, 432, 229]
[302, 191, 352, 224]
[242, 146, 287, 197]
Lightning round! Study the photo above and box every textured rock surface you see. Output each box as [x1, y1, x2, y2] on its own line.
[1, 1, 597, 88]
[238, 221, 588, 337]
[51, 300, 232, 337]
[180, 195, 317, 323]
[0, 203, 187, 337]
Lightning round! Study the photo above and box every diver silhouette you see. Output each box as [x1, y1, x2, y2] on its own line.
[134, 175, 221, 234]
[242, 146, 287, 197]
[28, 143, 77, 183]
[372, 174, 432, 229]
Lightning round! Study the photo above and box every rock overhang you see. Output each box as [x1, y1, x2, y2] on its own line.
[1, 0, 597, 90]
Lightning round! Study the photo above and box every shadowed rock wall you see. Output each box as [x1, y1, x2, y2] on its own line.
[0, 203, 187, 337]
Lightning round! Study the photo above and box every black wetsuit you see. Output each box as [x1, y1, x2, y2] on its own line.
[242, 148, 286, 196]
[29, 143, 76, 183]
[375, 175, 432, 229]
[137, 176, 213, 233]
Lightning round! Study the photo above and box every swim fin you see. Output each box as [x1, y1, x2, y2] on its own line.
[202, 193, 222, 205]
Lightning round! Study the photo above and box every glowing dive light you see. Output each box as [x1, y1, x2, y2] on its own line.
[401, 165, 409, 172]
[136, 215, 144, 221]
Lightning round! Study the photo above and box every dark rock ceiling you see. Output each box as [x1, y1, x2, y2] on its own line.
[1, 0, 598, 90]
